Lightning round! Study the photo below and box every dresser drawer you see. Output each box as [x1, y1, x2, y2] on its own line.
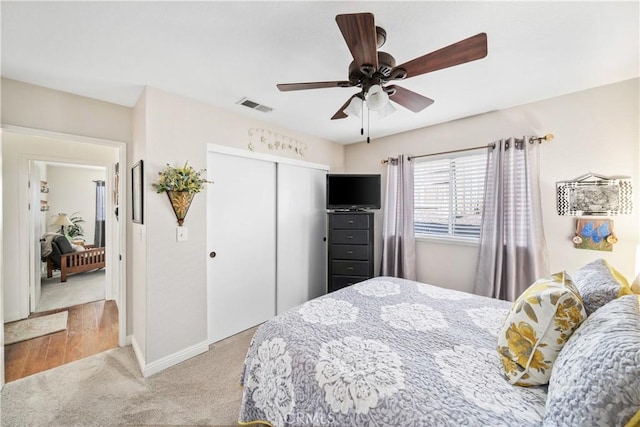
[332, 260, 370, 276]
[331, 244, 369, 260]
[332, 214, 370, 229]
[331, 229, 369, 245]
[330, 275, 366, 292]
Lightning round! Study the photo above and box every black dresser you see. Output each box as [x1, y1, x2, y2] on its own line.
[327, 212, 374, 293]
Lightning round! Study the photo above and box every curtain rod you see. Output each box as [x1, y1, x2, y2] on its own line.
[381, 134, 554, 164]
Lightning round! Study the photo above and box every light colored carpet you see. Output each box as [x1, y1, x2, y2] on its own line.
[3, 311, 68, 345]
[36, 269, 105, 313]
[1, 326, 257, 426]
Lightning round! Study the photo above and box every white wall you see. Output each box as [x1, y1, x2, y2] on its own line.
[46, 165, 106, 244]
[345, 78, 640, 292]
[133, 86, 345, 367]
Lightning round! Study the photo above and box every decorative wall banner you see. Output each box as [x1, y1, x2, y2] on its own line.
[247, 128, 308, 157]
[572, 218, 617, 252]
[557, 173, 632, 216]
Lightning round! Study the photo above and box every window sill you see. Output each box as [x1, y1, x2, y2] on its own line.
[415, 235, 480, 247]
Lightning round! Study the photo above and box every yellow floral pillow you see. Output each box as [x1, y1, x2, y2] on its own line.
[497, 272, 587, 386]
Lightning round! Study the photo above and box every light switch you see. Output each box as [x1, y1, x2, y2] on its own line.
[177, 227, 188, 242]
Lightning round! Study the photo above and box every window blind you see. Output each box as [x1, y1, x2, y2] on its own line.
[414, 151, 487, 240]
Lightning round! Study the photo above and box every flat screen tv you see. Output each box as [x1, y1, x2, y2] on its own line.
[326, 174, 381, 210]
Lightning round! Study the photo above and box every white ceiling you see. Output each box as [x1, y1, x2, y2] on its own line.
[2, 1, 638, 145]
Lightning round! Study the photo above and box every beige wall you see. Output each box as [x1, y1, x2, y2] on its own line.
[345, 78, 640, 292]
[1, 79, 345, 373]
[46, 165, 107, 244]
[134, 86, 345, 366]
[3, 76, 637, 375]
[1, 78, 132, 143]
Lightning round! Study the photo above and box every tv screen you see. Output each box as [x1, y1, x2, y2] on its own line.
[326, 174, 381, 210]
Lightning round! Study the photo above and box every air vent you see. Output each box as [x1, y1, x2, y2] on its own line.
[237, 97, 273, 113]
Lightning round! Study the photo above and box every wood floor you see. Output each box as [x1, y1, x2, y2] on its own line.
[4, 299, 118, 382]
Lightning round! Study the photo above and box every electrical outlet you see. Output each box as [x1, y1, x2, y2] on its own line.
[177, 227, 188, 242]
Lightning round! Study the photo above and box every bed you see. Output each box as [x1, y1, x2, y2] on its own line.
[238, 276, 548, 426]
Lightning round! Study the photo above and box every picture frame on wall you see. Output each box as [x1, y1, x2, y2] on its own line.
[132, 160, 144, 224]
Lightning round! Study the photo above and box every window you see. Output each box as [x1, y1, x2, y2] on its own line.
[414, 150, 487, 240]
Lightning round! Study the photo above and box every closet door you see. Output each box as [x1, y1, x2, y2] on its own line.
[207, 152, 276, 343]
[276, 164, 327, 313]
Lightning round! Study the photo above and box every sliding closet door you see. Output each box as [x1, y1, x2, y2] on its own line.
[207, 152, 276, 343]
[276, 164, 327, 314]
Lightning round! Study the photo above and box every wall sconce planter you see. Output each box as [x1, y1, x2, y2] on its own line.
[556, 172, 632, 216]
[166, 191, 195, 226]
[152, 162, 212, 226]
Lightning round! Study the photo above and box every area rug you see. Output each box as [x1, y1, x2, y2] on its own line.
[36, 269, 105, 313]
[4, 311, 68, 345]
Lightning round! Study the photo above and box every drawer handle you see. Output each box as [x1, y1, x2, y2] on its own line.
[347, 220, 354, 224]
[346, 251, 354, 254]
[347, 267, 354, 271]
[347, 235, 354, 239]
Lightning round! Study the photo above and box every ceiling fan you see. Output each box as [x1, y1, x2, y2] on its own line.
[277, 12, 488, 121]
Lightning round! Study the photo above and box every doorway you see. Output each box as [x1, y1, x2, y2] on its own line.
[34, 161, 108, 314]
[1, 126, 127, 386]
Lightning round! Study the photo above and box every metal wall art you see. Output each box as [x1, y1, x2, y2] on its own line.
[247, 128, 308, 157]
[556, 173, 632, 216]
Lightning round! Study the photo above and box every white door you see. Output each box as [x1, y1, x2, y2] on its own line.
[276, 164, 327, 313]
[207, 152, 277, 343]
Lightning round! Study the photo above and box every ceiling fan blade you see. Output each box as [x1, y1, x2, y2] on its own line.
[394, 33, 488, 79]
[388, 85, 434, 112]
[331, 94, 360, 120]
[335, 13, 378, 72]
[277, 81, 352, 91]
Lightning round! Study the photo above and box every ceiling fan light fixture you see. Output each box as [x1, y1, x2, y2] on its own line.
[344, 96, 363, 118]
[365, 84, 389, 111]
[377, 101, 396, 118]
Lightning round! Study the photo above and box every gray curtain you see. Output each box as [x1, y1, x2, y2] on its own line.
[473, 137, 549, 301]
[380, 155, 416, 280]
[94, 180, 106, 247]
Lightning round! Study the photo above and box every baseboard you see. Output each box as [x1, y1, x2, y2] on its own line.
[131, 337, 209, 378]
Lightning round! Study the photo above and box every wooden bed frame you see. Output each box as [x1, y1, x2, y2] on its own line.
[46, 246, 106, 282]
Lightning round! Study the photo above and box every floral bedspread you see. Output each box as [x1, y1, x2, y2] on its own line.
[238, 277, 547, 426]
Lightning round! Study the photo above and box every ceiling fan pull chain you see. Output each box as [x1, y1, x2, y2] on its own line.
[367, 108, 371, 144]
[360, 98, 364, 135]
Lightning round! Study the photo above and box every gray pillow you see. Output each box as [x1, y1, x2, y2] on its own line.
[571, 259, 633, 315]
[542, 294, 640, 427]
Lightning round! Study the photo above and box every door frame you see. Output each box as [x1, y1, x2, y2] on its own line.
[1, 125, 128, 356]
[26, 159, 110, 312]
